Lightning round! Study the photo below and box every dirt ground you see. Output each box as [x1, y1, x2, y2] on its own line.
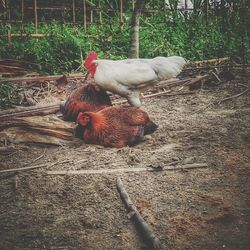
[0, 72, 249, 250]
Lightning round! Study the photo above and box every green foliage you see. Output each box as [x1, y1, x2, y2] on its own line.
[0, 83, 23, 109]
[0, 9, 249, 75]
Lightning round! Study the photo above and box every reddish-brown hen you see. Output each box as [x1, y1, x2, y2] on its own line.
[61, 84, 112, 121]
[75, 106, 158, 148]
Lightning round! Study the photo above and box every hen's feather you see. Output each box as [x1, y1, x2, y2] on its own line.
[61, 84, 112, 121]
[76, 106, 157, 148]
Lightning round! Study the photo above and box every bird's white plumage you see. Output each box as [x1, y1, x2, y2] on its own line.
[91, 56, 186, 107]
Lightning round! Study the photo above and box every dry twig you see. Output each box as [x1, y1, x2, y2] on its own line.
[219, 87, 249, 104]
[0, 102, 63, 121]
[47, 163, 208, 175]
[0, 159, 71, 174]
[117, 177, 163, 250]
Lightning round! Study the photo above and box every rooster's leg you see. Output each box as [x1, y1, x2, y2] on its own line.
[127, 90, 142, 107]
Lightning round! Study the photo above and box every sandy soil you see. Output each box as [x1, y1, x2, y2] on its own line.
[0, 74, 249, 250]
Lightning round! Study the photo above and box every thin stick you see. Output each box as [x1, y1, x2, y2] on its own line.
[113, 90, 196, 105]
[47, 163, 208, 175]
[34, 0, 38, 34]
[120, 0, 123, 23]
[21, 0, 24, 32]
[190, 57, 230, 64]
[183, 75, 209, 86]
[7, 2, 11, 43]
[142, 90, 171, 98]
[0, 33, 49, 38]
[117, 177, 162, 250]
[0, 103, 62, 121]
[144, 91, 196, 98]
[184, 64, 250, 71]
[0, 160, 71, 174]
[83, 0, 87, 32]
[204, 0, 209, 23]
[72, 0, 76, 23]
[98, 0, 102, 24]
[0, 73, 84, 83]
[90, 0, 93, 23]
[219, 88, 249, 104]
[0, 152, 46, 174]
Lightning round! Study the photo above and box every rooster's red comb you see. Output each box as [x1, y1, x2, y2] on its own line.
[84, 52, 98, 69]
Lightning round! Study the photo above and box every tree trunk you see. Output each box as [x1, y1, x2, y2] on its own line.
[129, 0, 146, 58]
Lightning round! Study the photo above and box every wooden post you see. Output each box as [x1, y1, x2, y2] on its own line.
[21, 0, 24, 32]
[153, 0, 155, 19]
[7, 0, 11, 43]
[99, 0, 102, 24]
[72, 0, 76, 24]
[120, 0, 123, 23]
[34, 0, 38, 34]
[83, 0, 87, 32]
[90, 0, 93, 24]
[163, 0, 166, 14]
[129, 0, 146, 58]
[204, 0, 209, 24]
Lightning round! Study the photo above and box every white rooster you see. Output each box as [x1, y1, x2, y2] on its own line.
[84, 52, 186, 107]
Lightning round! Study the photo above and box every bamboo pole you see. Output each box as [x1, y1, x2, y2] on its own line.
[34, 0, 38, 34]
[21, 0, 24, 32]
[163, 0, 166, 14]
[153, 0, 155, 19]
[204, 0, 209, 23]
[7, 0, 11, 43]
[72, 0, 76, 23]
[120, 0, 123, 23]
[0, 33, 49, 38]
[90, 0, 93, 23]
[98, 0, 102, 24]
[83, 0, 87, 32]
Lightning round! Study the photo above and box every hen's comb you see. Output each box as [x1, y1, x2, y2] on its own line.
[84, 52, 98, 69]
[76, 112, 84, 121]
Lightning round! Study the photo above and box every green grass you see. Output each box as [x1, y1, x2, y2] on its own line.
[0, 11, 249, 75]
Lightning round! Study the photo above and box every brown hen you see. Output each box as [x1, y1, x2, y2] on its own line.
[75, 106, 158, 148]
[61, 84, 112, 121]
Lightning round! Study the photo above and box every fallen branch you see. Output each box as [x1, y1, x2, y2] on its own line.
[219, 87, 249, 104]
[154, 78, 191, 89]
[188, 57, 230, 65]
[142, 90, 171, 98]
[157, 91, 196, 97]
[0, 146, 17, 152]
[117, 177, 163, 250]
[184, 75, 210, 86]
[0, 33, 49, 38]
[0, 115, 75, 145]
[184, 64, 250, 71]
[113, 90, 196, 105]
[47, 163, 208, 175]
[0, 159, 71, 174]
[0, 102, 63, 122]
[196, 87, 250, 113]
[0, 73, 84, 84]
